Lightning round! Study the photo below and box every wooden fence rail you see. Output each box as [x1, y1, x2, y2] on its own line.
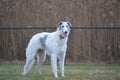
[0, 27, 120, 64]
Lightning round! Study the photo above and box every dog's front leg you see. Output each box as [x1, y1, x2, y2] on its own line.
[51, 54, 58, 78]
[60, 53, 66, 77]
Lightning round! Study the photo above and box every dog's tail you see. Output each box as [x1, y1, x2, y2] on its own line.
[42, 52, 46, 63]
[36, 51, 46, 74]
[36, 51, 46, 64]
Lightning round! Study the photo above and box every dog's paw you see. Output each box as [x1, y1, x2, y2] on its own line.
[54, 74, 58, 78]
[62, 74, 65, 77]
[22, 72, 27, 76]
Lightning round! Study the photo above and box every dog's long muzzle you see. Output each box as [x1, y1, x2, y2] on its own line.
[65, 31, 68, 34]
[60, 32, 68, 39]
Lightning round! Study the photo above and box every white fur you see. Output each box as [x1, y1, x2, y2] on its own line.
[22, 21, 71, 78]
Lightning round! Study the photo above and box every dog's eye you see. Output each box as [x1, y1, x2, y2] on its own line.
[66, 25, 69, 27]
[62, 26, 64, 28]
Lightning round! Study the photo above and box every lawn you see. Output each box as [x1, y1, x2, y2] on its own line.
[0, 63, 120, 80]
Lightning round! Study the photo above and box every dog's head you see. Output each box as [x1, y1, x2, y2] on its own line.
[57, 21, 71, 39]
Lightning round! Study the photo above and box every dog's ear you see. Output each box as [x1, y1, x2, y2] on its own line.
[67, 22, 72, 27]
[58, 22, 62, 27]
[57, 22, 63, 30]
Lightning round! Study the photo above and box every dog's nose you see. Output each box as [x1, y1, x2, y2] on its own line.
[65, 31, 68, 34]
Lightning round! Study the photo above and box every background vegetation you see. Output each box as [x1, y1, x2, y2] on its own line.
[0, 0, 120, 64]
[0, 64, 120, 80]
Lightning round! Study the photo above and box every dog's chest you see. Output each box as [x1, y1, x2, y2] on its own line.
[44, 34, 67, 52]
[58, 40, 66, 47]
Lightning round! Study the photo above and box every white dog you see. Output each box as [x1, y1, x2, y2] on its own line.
[22, 21, 71, 78]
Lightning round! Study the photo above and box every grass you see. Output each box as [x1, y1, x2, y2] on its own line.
[0, 63, 120, 80]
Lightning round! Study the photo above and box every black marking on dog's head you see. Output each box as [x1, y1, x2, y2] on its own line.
[57, 21, 62, 30]
[57, 21, 71, 30]
[58, 22, 63, 26]
[67, 22, 72, 27]
[57, 21, 72, 39]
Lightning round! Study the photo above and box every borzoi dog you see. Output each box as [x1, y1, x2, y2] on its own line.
[22, 21, 71, 78]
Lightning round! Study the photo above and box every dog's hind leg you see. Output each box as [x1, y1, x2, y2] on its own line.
[22, 50, 36, 75]
[22, 57, 35, 75]
[36, 53, 41, 74]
